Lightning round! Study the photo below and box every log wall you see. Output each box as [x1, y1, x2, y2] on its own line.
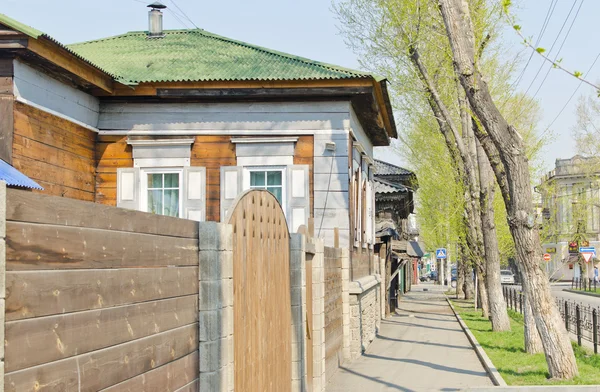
[12, 102, 97, 201]
[3, 189, 200, 392]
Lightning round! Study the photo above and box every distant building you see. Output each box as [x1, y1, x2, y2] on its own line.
[373, 159, 421, 312]
[538, 155, 600, 280]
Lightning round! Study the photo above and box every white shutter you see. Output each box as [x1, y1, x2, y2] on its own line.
[220, 166, 243, 221]
[287, 165, 309, 233]
[117, 168, 140, 211]
[183, 166, 206, 221]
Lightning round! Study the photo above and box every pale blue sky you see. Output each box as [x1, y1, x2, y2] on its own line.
[3, 0, 598, 173]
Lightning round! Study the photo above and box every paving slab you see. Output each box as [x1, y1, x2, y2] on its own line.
[327, 284, 493, 392]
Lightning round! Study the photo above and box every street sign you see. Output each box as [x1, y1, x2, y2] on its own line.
[543, 253, 551, 262]
[579, 246, 596, 255]
[582, 252, 594, 263]
[436, 248, 447, 259]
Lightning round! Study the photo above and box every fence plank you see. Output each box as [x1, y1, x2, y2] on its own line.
[6, 189, 199, 239]
[6, 267, 198, 321]
[6, 222, 199, 270]
[99, 352, 198, 392]
[5, 295, 198, 372]
[5, 324, 198, 392]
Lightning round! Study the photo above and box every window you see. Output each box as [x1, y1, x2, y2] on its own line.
[142, 170, 182, 217]
[249, 169, 284, 205]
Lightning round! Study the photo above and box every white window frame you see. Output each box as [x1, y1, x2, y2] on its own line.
[243, 166, 287, 212]
[140, 168, 184, 217]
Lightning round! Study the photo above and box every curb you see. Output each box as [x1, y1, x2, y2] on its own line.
[446, 297, 508, 387]
[563, 289, 600, 299]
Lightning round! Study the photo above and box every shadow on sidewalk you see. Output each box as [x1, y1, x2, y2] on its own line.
[363, 353, 489, 377]
[376, 334, 473, 351]
[336, 366, 417, 392]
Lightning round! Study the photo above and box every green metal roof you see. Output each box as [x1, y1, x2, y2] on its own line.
[66, 29, 381, 85]
[0, 13, 42, 39]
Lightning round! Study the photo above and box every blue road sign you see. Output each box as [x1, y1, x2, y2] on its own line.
[436, 248, 447, 259]
[579, 246, 596, 256]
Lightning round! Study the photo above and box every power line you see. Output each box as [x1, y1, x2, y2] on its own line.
[531, 0, 585, 101]
[541, 50, 600, 137]
[167, 8, 191, 29]
[520, 0, 579, 101]
[168, 0, 199, 29]
[511, 0, 557, 89]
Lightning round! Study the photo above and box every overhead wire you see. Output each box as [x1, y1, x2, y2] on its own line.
[531, 0, 585, 101]
[168, 0, 199, 29]
[511, 0, 557, 89]
[520, 0, 579, 101]
[541, 50, 600, 138]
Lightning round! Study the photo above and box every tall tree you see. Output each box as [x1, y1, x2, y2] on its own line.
[477, 138, 510, 331]
[438, 0, 578, 378]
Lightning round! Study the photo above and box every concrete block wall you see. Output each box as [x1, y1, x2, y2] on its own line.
[290, 234, 308, 392]
[348, 275, 381, 360]
[311, 238, 326, 392]
[199, 222, 234, 392]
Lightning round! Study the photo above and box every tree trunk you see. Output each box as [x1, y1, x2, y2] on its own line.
[523, 286, 544, 353]
[476, 264, 489, 318]
[461, 242, 474, 300]
[408, 46, 487, 308]
[477, 139, 511, 331]
[457, 254, 465, 298]
[439, 0, 578, 378]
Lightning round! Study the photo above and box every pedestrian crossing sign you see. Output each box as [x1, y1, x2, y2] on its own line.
[436, 248, 447, 259]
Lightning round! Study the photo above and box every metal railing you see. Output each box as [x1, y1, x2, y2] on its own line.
[572, 277, 598, 292]
[502, 285, 600, 354]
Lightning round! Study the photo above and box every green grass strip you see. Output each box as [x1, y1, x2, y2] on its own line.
[450, 299, 600, 385]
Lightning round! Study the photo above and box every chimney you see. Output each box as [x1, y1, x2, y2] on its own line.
[147, 1, 167, 38]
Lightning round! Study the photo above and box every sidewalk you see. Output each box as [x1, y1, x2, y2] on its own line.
[327, 284, 493, 392]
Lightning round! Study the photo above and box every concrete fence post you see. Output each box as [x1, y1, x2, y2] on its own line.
[0, 182, 6, 392]
[198, 222, 234, 392]
[341, 247, 351, 363]
[312, 238, 326, 391]
[290, 233, 307, 392]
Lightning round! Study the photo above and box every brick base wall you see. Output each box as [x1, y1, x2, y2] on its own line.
[348, 275, 381, 360]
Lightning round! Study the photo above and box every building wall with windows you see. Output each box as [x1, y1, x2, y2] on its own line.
[539, 156, 600, 280]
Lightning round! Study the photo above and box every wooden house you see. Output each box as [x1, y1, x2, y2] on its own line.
[0, 7, 396, 280]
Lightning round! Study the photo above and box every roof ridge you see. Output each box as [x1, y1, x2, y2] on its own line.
[193, 29, 373, 79]
[67, 28, 376, 79]
[375, 159, 412, 173]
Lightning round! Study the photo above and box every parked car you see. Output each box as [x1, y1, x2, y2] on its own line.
[500, 270, 515, 285]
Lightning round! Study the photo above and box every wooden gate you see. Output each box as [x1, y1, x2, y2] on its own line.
[228, 190, 292, 391]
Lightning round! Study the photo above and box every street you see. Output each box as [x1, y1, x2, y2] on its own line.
[550, 282, 600, 308]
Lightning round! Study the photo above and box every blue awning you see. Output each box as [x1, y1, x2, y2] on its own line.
[0, 160, 43, 190]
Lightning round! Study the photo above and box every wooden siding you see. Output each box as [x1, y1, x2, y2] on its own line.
[4, 189, 199, 391]
[294, 135, 314, 215]
[97, 134, 313, 223]
[95, 135, 133, 205]
[12, 101, 96, 201]
[190, 135, 236, 222]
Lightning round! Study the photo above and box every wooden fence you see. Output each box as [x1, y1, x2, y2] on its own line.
[4, 189, 200, 391]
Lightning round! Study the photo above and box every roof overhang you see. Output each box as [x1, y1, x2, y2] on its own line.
[101, 77, 396, 146]
[0, 23, 115, 94]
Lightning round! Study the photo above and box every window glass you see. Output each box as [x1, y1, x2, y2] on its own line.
[146, 172, 180, 217]
[250, 170, 283, 204]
